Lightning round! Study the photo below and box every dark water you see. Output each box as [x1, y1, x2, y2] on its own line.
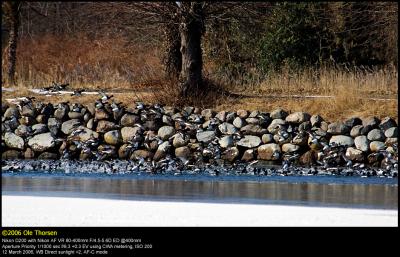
[2, 172, 398, 209]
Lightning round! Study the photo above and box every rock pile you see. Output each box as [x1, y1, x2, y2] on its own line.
[1, 95, 398, 175]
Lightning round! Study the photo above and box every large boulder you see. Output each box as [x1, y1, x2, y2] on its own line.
[384, 127, 398, 138]
[285, 112, 311, 124]
[236, 109, 249, 119]
[201, 109, 215, 120]
[158, 126, 175, 140]
[237, 135, 261, 148]
[96, 120, 118, 133]
[175, 146, 191, 159]
[15, 125, 31, 137]
[61, 119, 82, 135]
[47, 118, 62, 135]
[350, 125, 364, 137]
[121, 127, 142, 143]
[233, 117, 245, 128]
[196, 131, 216, 143]
[367, 129, 385, 141]
[75, 127, 99, 142]
[4, 132, 24, 150]
[4, 107, 20, 119]
[329, 135, 354, 147]
[345, 147, 365, 162]
[120, 114, 140, 127]
[370, 141, 386, 152]
[219, 135, 234, 148]
[28, 132, 56, 152]
[362, 116, 380, 129]
[172, 133, 189, 148]
[282, 143, 300, 153]
[261, 134, 274, 144]
[104, 130, 122, 145]
[327, 122, 350, 135]
[354, 135, 369, 152]
[257, 143, 281, 160]
[267, 119, 286, 134]
[240, 124, 267, 136]
[218, 122, 238, 135]
[270, 108, 288, 120]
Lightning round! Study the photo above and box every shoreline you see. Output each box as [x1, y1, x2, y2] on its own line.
[2, 195, 397, 227]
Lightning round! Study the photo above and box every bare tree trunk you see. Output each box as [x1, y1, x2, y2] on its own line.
[5, 2, 21, 86]
[179, 3, 204, 97]
[163, 22, 182, 81]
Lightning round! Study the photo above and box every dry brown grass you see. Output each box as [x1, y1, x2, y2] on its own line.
[2, 34, 163, 91]
[2, 34, 397, 122]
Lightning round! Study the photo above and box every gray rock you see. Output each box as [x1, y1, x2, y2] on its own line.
[47, 118, 61, 135]
[367, 129, 385, 141]
[285, 112, 311, 124]
[261, 134, 274, 144]
[249, 110, 259, 118]
[237, 135, 261, 148]
[54, 104, 69, 120]
[350, 125, 364, 137]
[327, 122, 350, 135]
[118, 144, 131, 159]
[61, 119, 81, 135]
[28, 132, 55, 152]
[384, 127, 398, 138]
[175, 146, 191, 159]
[267, 119, 286, 134]
[370, 141, 385, 152]
[218, 122, 238, 135]
[257, 144, 281, 160]
[379, 117, 397, 131]
[158, 126, 175, 140]
[320, 121, 329, 131]
[217, 135, 232, 148]
[96, 120, 118, 133]
[245, 117, 259, 125]
[35, 114, 47, 124]
[270, 108, 288, 120]
[233, 117, 245, 128]
[4, 107, 20, 119]
[354, 136, 369, 152]
[240, 124, 268, 136]
[281, 143, 300, 153]
[120, 114, 140, 127]
[158, 141, 171, 152]
[310, 114, 324, 127]
[196, 131, 216, 143]
[86, 103, 96, 115]
[104, 130, 122, 145]
[144, 120, 159, 131]
[201, 109, 215, 120]
[362, 116, 380, 128]
[360, 125, 374, 135]
[345, 147, 365, 162]
[32, 124, 48, 134]
[172, 133, 189, 148]
[121, 127, 142, 143]
[15, 125, 30, 137]
[329, 135, 354, 147]
[222, 147, 239, 162]
[68, 111, 83, 119]
[215, 111, 226, 122]
[298, 121, 311, 131]
[4, 132, 24, 150]
[241, 149, 255, 162]
[344, 117, 362, 128]
[86, 118, 94, 130]
[236, 109, 249, 119]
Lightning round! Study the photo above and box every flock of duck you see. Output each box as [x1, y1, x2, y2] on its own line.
[1, 89, 398, 178]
